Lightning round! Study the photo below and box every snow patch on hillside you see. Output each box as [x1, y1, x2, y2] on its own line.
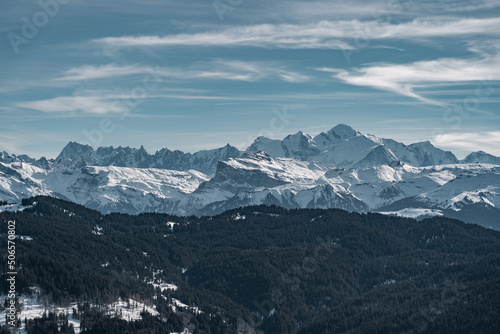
[379, 208, 444, 219]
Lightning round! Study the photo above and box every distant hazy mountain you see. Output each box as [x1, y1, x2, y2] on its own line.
[55, 142, 241, 175]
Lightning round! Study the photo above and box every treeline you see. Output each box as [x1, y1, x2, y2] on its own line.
[0, 196, 499, 333]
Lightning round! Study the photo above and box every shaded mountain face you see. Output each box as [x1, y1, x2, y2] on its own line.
[1, 124, 499, 229]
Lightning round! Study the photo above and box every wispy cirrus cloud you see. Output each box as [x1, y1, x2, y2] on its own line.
[433, 131, 500, 156]
[404, 0, 500, 13]
[56, 64, 146, 81]
[264, 0, 500, 21]
[319, 48, 500, 105]
[90, 17, 500, 50]
[173, 60, 309, 82]
[15, 88, 257, 115]
[17, 95, 126, 115]
[55, 60, 309, 83]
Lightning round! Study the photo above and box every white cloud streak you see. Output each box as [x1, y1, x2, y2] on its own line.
[404, 0, 500, 13]
[17, 95, 125, 115]
[256, 0, 500, 22]
[56, 64, 146, 81]
[320, 50, 500, 105]
[91, 17, 500, 50]
[55, 60, 309, 83]
[433, 131, 500, 156]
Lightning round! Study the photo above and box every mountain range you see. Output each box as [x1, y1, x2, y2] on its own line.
[1, 124, 499, 230]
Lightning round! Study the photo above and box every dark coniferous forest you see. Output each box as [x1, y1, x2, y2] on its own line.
[1, 196, 500, 333]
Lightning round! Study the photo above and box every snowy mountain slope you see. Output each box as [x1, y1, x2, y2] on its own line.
[353, 145, 400, 169]
[324, 164, 499, 211]
[191, 151, 329, 212]
[219, 151, 326, 185]
[195, 184, 368, 216]
[189, 144, 242, 175]
[191, 151, 367, 214]
[247, 136, 287, 157]
[313, 123, 360, 148]
[314, 133, 384, 167]
[0, 160, 208, 215]
[0, 161, 51, 202]
[462, 151, 500, 165]
[417, 168, 500, 210]
[281, 131, 321, 160]
[372, 164, 500, 229]
[247, 132, 320, 160]
[248, 124, 460, 169]
[48, 165, 209, 214]
[1, 124, 499, 229]
[1, 155, 499, 228]
[47, 124, 492, 174]
[247, 124, 378, 166]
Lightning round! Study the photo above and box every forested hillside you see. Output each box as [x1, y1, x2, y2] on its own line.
[1, 196, 499, 333]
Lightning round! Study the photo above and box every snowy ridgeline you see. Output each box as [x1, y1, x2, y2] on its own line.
[0, 284, 195, 334]
[1, 156, 499, 220]
[1, 124, 500, 223]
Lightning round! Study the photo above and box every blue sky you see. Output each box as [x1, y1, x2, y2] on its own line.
[1, 0, 499, 159]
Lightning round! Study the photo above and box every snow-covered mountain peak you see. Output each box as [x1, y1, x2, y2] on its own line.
[0, 152, 22, 164]
[283, 131, 316, 145]
[53, 141, 242, 175]
[281, 131, 320, 160]
[313, 124, 360, 148]
[329, 124, 360, 139]
[56, 141, 94, 162]
[247, 137, 285, 157]
[245, 125, 467, 169]
[408, 141, 440, 153]
[462, 151, 500, 165]
[218, 143, 240, 155]
[2, 127, 500, 229]
[285, 130, 310, 139]
[354, 145, 399, 169]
